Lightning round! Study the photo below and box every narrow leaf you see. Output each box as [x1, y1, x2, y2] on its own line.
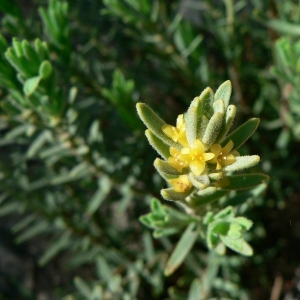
[164, 223, 198, 276]
[145, 129, 170, 160]
[222, 118, 260, 150]
[136, 103, 181, 149]
[24, 76, 41, 96]
[186, 190, 229, 207]
[221, 173, 269, 191]
[202, 112, 224, 145]
[223, 155, 260, 172]
[214, 80, 232, 108]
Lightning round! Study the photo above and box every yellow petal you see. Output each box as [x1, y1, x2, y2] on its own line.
[193, 139, 205, 152]
[176, 114, 185, 129]
[211, 144, 222, 155]
[204, 153, 215, 161]
[168, 157, 184, 172]
[162, 125, 177, 141]
[190, 161, 205, 176]
[169, 175, 191, 192]
[222, 140, 234, 154]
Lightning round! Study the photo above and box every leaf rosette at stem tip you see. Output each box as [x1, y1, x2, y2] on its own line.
[136, 80, 268, 206]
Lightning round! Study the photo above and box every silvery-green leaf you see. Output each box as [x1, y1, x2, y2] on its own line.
[188, 173, 210, 189]
[154, 158, 182, 180]
[145, 129, 170, 160]
[213, 99, 225, 114]
[161, 187, 193, 202]
[200, 87, 214, 118]
[202, 112, 224, 145]
[233, 217, 253, 231]
[223, 155, 260, 172]
[215, 105, 236, 143]
[214, 80, 232, 108]
[221, 173, 269, 190]
[221, 118, 260, 150]
[221, 236, 253, 256]
[185, 97, 201, 145]
[214, 206, 234, 219]
[164, 223, 198, 276]
[136, 103, 182, 150]
[197, 115, 209, 139]
[186, 189, 228, 207]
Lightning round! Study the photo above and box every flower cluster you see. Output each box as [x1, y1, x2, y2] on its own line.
[162, 114, 239, 192]
[137, 80, 263, 204]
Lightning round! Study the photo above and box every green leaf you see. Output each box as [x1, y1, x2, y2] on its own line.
[150, 198, 166, 216]
[161, 187, 193, 202]
[200, 87, 214, 118]
[185, 96, 201, 145]
[202, 112, 224, 145]
[145, 129, 170, 160]
[223, 155, 260, 172]
[186, 190, 229, 207]
[136, 103, 181, 150]
[214, 80, 232, 108]
[221, 236, 253, 256]
[188, 173, 210, 189]
[39, 232, 70, 266]
[39, 60, 52, 79]
[86, 176, 111, 215]
[154, 158, 181, 180]
[24, 76, 41, 96]
[221, 174, 269, 191]
[154, 227, 179, 238]
[74, 277, 91, 298]
[233, 217, 253, 231]
[222, 118, 260, 150]
[187, 279, 202, 300]
[215, 105, 236, 143]
[164, 223, 198, 276]
[213, 99, 225, 114]
[267, 19, 300, 36]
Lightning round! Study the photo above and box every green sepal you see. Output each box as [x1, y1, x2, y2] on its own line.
[188, 173, 210, 189]
[185, 97, 201, 146]
[222, 118, 260, 151]
[215, 105, 236, 143]
[214, 80, 232, 108]
[161, 187, 193, 202]
[145, 129, 170, 160]
[136, 103, 182, 150]
[200, 87, 214, 118]
[221, 173, 269, 190]
[186, 189, 229, 207]
[223, 155, 260, 172]
[154, 158, 182, 180]
[213, 99, 225, 114]
[202, 112, 224, 145]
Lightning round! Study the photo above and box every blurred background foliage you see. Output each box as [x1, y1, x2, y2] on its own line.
[0, 0, 300, 299]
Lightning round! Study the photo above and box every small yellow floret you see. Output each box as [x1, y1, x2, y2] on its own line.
[162, 114, 189, 147]
[169, 175, 192, 192]
[208, 140, 239, 170]
[168, 147, 189, 172]
[180, 139, 215, 176]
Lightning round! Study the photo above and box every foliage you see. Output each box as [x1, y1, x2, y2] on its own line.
[0, 0, 299, 300]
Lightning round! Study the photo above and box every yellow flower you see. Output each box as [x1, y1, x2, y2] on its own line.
[168, 147, 189, 172]
[169, 175, 192, 192]
[162, 114, 189, 147]
[208, 140, 239, 170]
[180, 139, 215, 176]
